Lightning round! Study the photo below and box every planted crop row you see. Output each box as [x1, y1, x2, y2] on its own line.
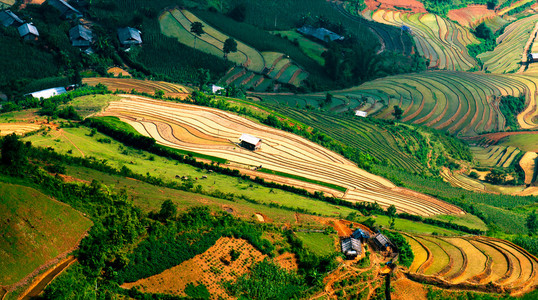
[404, 233, 538, 294]
[471, 145, 522, 167]
[259, 70, 538, 136]
[98, 95, 464, 216]
[371, 10, 478, 71]
[479, 14, 538, 74]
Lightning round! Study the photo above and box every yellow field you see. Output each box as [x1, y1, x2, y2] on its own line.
[0, 123, 42, 136]
[97, 95, 464, 216]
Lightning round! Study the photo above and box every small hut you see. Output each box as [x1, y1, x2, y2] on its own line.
[239, 133, 262, 151]
[341, 237, 362, 259]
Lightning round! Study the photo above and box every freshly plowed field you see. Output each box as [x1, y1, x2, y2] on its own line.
[405, 234, 538, 294]
[371, 10, 478, 71]
[83, 77, 189, 99]
[98, 95, 464, 216]
[448, 5, 496, 27]
[0, 123, 41, 136]
[259, 70, 538, 135]
[122, 237, 265, 298]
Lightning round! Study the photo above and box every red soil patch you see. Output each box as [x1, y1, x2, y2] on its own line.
[275, 252, 299, 271]
[122, 237, 266, 298]
[364, 0, 426, 13]
[448, 5, 496, 27]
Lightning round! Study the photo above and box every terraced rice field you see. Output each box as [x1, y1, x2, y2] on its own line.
[160, 9, 307, 90]
[479, 14, 538, 74]
[371, 10, 478, 71]
[471, 145, 522, 168]
[447, 5, 497, 27]
[497, 0, 536, 15]
[404, 233, 538, 294]
[440, 168, 486, 193]
[97, 95, 464, 216]
[0, 123, 41, 136]
[83, 77, 189, 99]
[259, 71, 538, 136]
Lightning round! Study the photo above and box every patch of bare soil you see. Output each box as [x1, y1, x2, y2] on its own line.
[121, 237, 266, 299]
[364, 0, 427, 13]
[107, 67, 132, 77]
[392, 271, 428, 300]
[275, 252, 298, 271]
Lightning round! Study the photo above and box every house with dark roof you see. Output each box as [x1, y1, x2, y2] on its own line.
[239, 133, 262, 151]
[0, 10, 23, 27]
[118, 27, 142, 46]
[47, 0, 82, 19]
[297, 26, 344, 43]
[69, 24, 92, 48]
[372, 233, 392, 251]
[341, 237, 361, 259]
[18, 23, 39, 41]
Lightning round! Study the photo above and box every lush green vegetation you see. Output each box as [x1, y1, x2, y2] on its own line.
[382, 231, 414, 267]
[499, 95, 526, 130]
[420, 0, 492, 15]
[224, 259, 306, 299]
[294, 232, 336, 256]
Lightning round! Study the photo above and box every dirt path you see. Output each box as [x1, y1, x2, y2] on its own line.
[58, 129, 85, 157]
[20, 256, 77, 300]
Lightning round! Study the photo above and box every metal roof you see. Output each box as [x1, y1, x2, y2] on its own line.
[239, 133, 261, 145]
[374, 233, 391, 248]
[118, 27, 142, 45]
[47, 0, 82, 17]
[18, 23, 39, 37]
[0, 10, 23, 27]
[27, 87, 67, 99]
[529, 53, 538, 60]
[341, 237, 361, 254]
[69, 24, 92, 47]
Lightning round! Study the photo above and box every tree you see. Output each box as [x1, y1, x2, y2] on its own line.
[527, 210, 538, 236]
[1, 133, 27, 167]
[387, 205, 397, 229]
[392, 105, 403, 120]
[196, 68, 211, 90]
[190, 22, 204, 49]
[485, 169, 505, 185]
[223, 38, 238, 59]
[159, 199, 177, 220]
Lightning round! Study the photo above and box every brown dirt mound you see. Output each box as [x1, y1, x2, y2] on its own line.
[275, 252, 298, 271]
[107, 67, 132, 77]
[364, 0, 426, 13]
[447, 5, 496, 27]
[121, 237, 266, 298]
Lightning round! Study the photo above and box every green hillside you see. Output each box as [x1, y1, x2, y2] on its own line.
[0, 181, 92, 286]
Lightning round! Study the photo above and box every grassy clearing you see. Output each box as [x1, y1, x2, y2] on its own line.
[498, 133, 538, 152]
[0, 181, 91, 286]
[66, 94, 121, 118]
[294, 232, 336, 256]
[271, 31, 326, 65]
[430, 213, 488, 232]
[258, 168, 347, 192]
[64, 166, 352, 224]
[355, 215, 461, 236]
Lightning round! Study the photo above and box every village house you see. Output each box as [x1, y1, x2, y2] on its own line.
[69, 24, 92, 48]
[352, 228, 370, 242]
[47, 0, 82, 19]
[18, 23, 39, 41]
[341, 237, 362, 259]
[0, 10, 23, 27]
[239, 133, 262, 151]
[118, 27, 142, 47]
[372, 233, 392, 251]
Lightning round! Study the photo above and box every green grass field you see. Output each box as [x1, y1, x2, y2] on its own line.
[66, 95, 121, 118]
[0, 181, 92, 287]
[498, 134, 538, 152]
[295, 232, 336, 256]
[271, 31, 326, 65]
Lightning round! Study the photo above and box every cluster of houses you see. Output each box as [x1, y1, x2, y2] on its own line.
[0, 0, 142, 52]
[340, 228, 396, 261]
